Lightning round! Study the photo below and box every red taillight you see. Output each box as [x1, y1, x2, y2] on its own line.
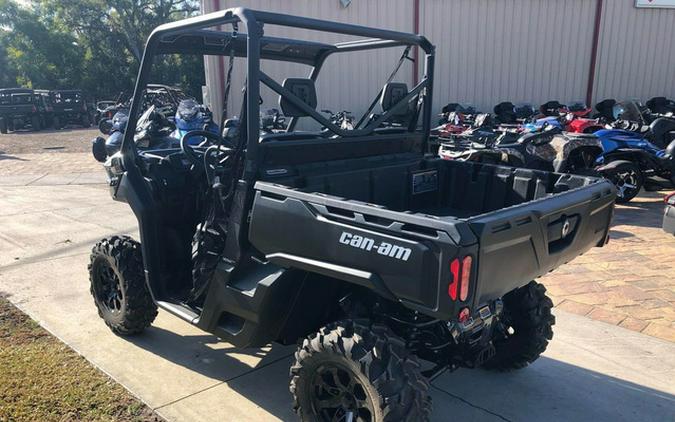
[460, 256, 472, 301]
[665, 192, 675, 205]
[448, 255, 472, 301]
[448, 258, 460, 300]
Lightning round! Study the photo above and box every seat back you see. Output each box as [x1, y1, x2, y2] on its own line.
[279, 78, 317, 117]
[380, 82, 409, 113]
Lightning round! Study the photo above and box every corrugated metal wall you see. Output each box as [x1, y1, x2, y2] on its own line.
[593, 0, 675, 101]
[201, 0, 675, 119]
[419, 0, 596, 111]
[203, 0, 414, 122]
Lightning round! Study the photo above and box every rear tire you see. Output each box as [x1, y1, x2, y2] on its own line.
[31, 115, 41, 131]
[81, 113, 91, 127]
[483, 280, 555, 371]
[52, 116, 62, 130]
[291, 319, 431, 422]
[0, 118, 7, 134]
[88, 236, 157, 335]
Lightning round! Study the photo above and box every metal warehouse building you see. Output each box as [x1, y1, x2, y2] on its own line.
[200, 0, 675, 121]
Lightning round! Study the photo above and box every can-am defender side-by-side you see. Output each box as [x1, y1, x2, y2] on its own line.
[0, 88, 51, 133]
[88, 8, 616, 421]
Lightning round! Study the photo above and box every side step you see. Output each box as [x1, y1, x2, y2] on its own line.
[195, 260, 305, 348]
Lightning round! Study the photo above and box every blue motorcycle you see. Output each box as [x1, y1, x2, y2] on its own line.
[171, 99, 220, 145]
[594, 104, 675, 203]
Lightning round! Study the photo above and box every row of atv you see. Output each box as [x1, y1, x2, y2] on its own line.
[0, 88, 93, 133]
[432, 98, 675, 203]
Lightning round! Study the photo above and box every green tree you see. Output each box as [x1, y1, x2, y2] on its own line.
[0, 0, 203, 100]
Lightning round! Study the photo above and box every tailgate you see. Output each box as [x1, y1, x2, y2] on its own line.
[248, 182, 476, 318]
[466, 177, 615, 306]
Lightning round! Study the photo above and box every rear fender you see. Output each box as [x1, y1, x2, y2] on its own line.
[599, 149, 662, 170]
[595, 159, 634, 173]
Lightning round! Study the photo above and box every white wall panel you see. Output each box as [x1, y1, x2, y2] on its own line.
[202, 0, 414, 123]
[593, 0, 675, 102]
[420, 0, 596, 112]
[201, 0, 675, 118]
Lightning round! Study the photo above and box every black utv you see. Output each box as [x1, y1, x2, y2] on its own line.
[88, 8, 616, 421]
[48, 89, 91, 128]
[0, 88, 51, 133]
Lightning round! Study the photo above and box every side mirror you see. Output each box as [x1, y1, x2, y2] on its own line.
[222, 118, 240, 141]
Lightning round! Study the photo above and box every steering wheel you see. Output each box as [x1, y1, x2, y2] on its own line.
[180, 130, 235, 166]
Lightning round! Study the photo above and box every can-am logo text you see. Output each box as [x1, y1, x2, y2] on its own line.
[338, 232, 412, 261]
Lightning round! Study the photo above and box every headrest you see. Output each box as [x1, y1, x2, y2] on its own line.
[279, 78, 317, 117]
[541, 101, 565, 112]
[442, 102, 461, 114]
[595, 98, 616, 111]
[494, 102, 515, 115]
[380, 82, 409, 112]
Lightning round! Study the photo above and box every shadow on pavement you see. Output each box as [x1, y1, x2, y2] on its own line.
[126, 325, 295, 420]
[613, 198, 666, 229]
[125, 325, 675, 421]
[0, 151, 28, 161]
[7, 126, 93, 135]
[432, 356, 675, 422]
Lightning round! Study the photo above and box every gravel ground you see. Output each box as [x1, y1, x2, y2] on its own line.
[0, 127, 101, 155]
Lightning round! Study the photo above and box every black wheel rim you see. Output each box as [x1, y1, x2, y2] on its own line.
[613, 169, 639, 199]
[310, 363, 374, 422]
[93, 258, 124, 313]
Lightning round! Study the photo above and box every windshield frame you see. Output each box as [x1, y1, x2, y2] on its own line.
[121, 7, 435, 179]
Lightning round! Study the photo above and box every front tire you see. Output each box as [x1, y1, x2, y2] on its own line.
[88, 236, 157, 335]
[291, 320, 431, 422]
[0, 117, 7, 134]
[81, 113, 91, 127]
[602, 161, 643, 203]
[31, 115, 42, 131]
[483, 280, 555, 371]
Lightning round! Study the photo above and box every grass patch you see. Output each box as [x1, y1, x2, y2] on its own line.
[0, 296, 160, 422]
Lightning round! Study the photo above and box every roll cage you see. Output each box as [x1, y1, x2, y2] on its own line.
[121, 7, 435, 180]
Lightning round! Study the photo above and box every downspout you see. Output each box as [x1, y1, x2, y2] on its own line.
[586, 0, 604, 106]
[412, 0, 420, 86]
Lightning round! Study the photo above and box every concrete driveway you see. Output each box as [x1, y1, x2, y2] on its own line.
[1, 178, 674, 421]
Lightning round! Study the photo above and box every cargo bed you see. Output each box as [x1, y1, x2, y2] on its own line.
[249, 156, 615, 320]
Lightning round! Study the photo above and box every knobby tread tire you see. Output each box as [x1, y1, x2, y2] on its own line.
[290, 319, 431, 422]
[88, 236, 157, 335]
[483, 280, 555, 371]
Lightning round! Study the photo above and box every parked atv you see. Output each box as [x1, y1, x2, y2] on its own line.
[439, 125, 603, 175]
[88, 10, 616, 421]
